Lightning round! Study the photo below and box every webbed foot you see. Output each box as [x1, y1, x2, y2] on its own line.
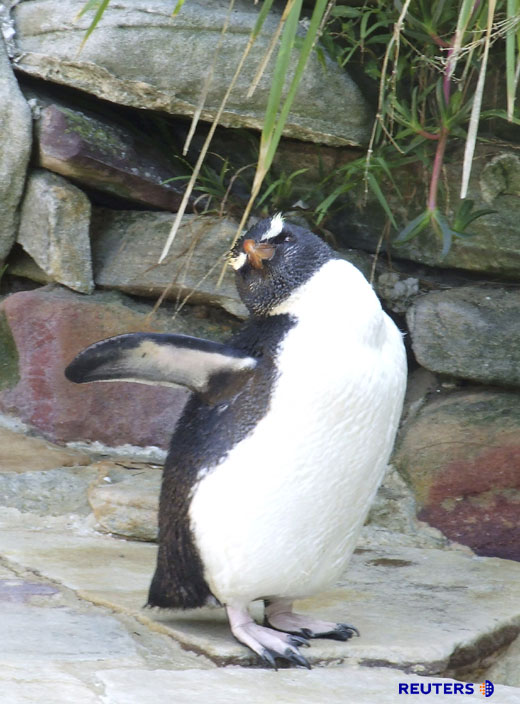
[227, 604, 311, 670]
[264, 598, 360, 641]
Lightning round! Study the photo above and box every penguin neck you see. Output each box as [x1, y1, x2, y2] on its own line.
[267, 259, 384, 345]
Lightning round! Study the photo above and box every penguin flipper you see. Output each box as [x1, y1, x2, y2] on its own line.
[65, 332, 257, 402]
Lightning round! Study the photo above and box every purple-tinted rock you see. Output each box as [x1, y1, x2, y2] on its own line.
[394, 390, 520, 561]
[36, 104, 187, 211]
[0, 287, 188, 447]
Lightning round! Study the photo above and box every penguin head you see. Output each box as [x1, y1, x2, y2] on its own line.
[230, 214, 333, 316]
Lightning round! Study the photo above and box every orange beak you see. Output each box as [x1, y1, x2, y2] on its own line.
[243, 239, 275, 270]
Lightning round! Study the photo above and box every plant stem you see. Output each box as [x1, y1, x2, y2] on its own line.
[427, 125, 449, 212]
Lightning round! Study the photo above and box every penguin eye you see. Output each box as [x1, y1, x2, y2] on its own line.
[270, 232, 294, 245]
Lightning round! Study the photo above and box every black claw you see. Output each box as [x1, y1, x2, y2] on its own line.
[258, 645, 311, 670]
[284, 648, 312, 670]
[288, 634, 311, 648]
[314, 623, 360, 641]
[259, 648, 278, 670]
[344, 623, 360, 638]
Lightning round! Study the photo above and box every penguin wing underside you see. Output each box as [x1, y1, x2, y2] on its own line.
[65, 332, 258, 402]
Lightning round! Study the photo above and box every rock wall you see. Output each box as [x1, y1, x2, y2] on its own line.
[1, 1, 520, 568]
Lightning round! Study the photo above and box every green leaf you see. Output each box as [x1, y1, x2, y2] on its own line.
[257, 0, 329, 180]
[77, 0, 111, 51]
[434, 212, 456, 258]
[171, 0, 186, 17]
[315, 190, 343, 223]
[366, 173, 397, 229]
[330, 7, 363, 19]
[480, 109, 520, 126]
[75, 0, 104, 20]
[506, 0, 519, 120]
[251, 0, 277, 40]
[453, 199, 497, 231]
[394, 210, 431, 245]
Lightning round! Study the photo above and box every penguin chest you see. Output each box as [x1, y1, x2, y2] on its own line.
[189, 261, 407, 604]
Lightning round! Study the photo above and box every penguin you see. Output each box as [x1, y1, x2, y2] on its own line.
[65, 214, 407, 669]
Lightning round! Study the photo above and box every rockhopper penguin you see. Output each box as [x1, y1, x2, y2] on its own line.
[65, 214, 407, 669]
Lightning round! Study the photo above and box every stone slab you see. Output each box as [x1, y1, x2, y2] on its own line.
[2, 510, 520, 674]
[96, 666, 520, 704]
[17, 168, 94, 294]
[34, 102, 187, 211]
[91, 209, 248, 318]
[485, 633, 520, 687]
[3, 602, 140, 663]
[1, 664, 99, 704]
[88, 461, 161, 540]
[12, 0, 372, 147]
[0, 426, 92, 472]
[407, 287, 520, 388]
[17, 169, 94, 293]
[0, 560, 215, 704]
[148, 546, 520, 673]
[0, 34, 32, 261]
[0, 466, 97, 515]
[328, 143, 520, 279]
[395, 145, 520, 277]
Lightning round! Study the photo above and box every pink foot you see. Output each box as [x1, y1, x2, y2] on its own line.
[227, 604, 310, 669]
[265, 598, 359, 641]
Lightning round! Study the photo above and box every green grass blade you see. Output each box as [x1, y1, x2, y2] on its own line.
[260, 0, 301, 154]
[172, 0, 186, 17]
[76, 0, 111, 52]
[394, 210, 431, 245]
[435, 212, 456, 258]
[506, 0, 518, 121]
[261, 0, 329, 173]
[367, 173, 397, 229]
[75, 0, 104, 21]
[251, 0, 277, 39]
[256, 180, 283, 208]
[480, 108, 520, 125]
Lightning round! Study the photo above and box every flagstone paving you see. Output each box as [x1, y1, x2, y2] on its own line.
[1, 429, 520, 701]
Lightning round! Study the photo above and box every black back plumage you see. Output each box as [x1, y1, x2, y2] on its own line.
[147, 313, 295, 609]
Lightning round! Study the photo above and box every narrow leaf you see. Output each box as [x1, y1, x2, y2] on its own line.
[76, 0, 111, 52]
[460, 0, 497, 199]
[394, 210, 431, 244]
[76, 0, 103, 21]
[435, 213, 456, 258]
[506, 0, 518, 120]
[172, 0, 186, 17]
[367, 173, 397, 229]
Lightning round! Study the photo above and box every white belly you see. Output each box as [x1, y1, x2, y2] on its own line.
[189, 260, 407, 605]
